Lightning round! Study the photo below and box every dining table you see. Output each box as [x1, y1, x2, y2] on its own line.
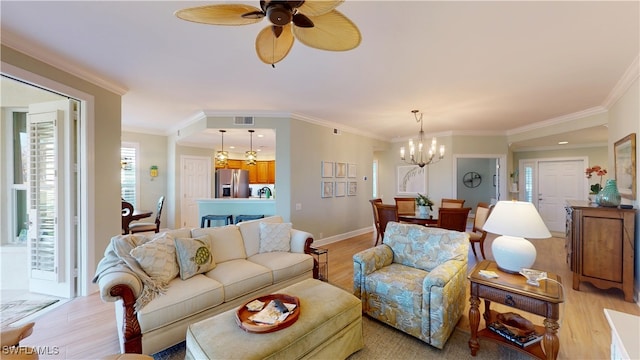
[398, 213, 438, 226]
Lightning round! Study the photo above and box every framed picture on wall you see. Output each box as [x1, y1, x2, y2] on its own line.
[321, 181, 334, 198]
[335, 162, 347, 177]
[348, 181, 357, 196]
[321, 161, 334, 178]
[347, 163, 357, 178]
[397, 165, 426, 194]
[335, 181, 346, 197]
[614, 133, 636, 200]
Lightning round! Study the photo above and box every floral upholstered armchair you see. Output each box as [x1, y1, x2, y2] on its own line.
[353, 222, 469, 349]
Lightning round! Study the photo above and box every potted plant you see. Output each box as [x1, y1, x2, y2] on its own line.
[416, 193, 434, 216]
[585, 165, 607, 203]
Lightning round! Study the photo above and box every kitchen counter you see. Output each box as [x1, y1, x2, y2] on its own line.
[197, 198, 276, 224]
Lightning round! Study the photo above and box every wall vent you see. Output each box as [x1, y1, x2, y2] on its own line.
[234, 116, 255, 125]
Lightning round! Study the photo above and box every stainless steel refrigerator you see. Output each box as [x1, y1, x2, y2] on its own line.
[215, 169, 250, 198]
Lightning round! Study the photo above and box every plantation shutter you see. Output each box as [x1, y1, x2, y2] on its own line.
[121, 145, 137, 207]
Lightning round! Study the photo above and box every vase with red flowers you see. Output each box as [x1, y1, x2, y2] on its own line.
[585, 165, 607, 194]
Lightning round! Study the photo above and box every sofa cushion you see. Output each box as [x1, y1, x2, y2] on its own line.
[129, 233, 179, 284]
[175, 235, 216, 280]
[248, 252, 314, 283]
[137, 274, 224, 333]
[191, 225, 247, 263]
[363, 263, 426, 315]
[258, 222, 292, 253]
[158, 228, 192, 240]
[237, 216, 283, 257]
[205, 259, 272, 301]
[385, 222, 467, 272]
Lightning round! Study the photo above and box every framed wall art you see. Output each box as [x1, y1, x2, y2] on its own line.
[321, 161, 334, 178]
[397, 165, 426, 194]
[347, 163, 357, 178]
[335, 162, 347, 177]
[614, 133, 636, 200]
[348, 181, 357, 196]
[321, 181, 334, 198]
[335, 181, 346, 197]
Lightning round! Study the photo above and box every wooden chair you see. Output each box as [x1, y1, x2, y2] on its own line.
[394, 197, 416, 216]
[374, 203, 398, 244]
[441, 198, 465, 208]
[129, 196, 165, 234]
[121, 201, 134, 235]
[436, 207, 471, 232]
[467, 202, 492, 259]
[369, 198, 383, 245]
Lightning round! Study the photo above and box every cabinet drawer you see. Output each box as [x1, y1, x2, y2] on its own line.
[478, 286, 549, 317]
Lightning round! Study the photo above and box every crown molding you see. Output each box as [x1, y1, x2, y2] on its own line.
[290, 112, 387, 142]
[1, 29, 128, 96]
[602, 54, 640, 109]
[506, 106, 608, 136]
[512, 141, 608, 153]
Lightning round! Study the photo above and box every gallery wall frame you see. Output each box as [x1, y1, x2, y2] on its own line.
[397, 165, 426, 195]
[335, 181, 346, 197]
[614, 133, 636, 200]
[348, 181, 357, 196]
[321, 181, 334, 198]
[322, 161, 334, 178]
[335, 162, 347, 177]
[347, 163, 357, 178]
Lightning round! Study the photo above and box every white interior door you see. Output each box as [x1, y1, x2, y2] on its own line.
[537, 160, 585, 232]
[27, 100, 76, 298]
[180, 156, 211, 228]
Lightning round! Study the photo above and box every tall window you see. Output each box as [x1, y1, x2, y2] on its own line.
[121, 143, 138, 207]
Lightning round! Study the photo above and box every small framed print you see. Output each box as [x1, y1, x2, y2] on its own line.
[322, 161, 334, 178]
[347, 181, 357, 196]
[321, 181, 334, 198]
[347, 163, 357, 178]
[335, 162, 347, 177]
[335, 181, 346, 197]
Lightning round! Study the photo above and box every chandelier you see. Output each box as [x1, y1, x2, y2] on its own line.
[400, 110, 445, 167]
[215, 130, 228, 167]
[246, 130, 257, 165]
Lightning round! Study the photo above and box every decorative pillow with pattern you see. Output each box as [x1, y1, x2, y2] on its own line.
[259, 222, 292, 253]
[174, 235, 216, 280]
[129, 233, 179, 284]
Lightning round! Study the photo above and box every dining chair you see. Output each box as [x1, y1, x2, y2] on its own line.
[467, 202, 492, 259]
[121, 201, 134, 235]
[369, 198, 383, 245]
[129, 196, 165, 234]
[436, 207, 471, 232]
[374, 203, 399, 244]
[441, 198, 465, 208]
[394, 197, 416, 216]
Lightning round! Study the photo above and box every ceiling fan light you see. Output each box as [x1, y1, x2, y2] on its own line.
[267, 4, 293, 26]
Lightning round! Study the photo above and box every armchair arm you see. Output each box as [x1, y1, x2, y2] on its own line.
[352, 245, 393, 298]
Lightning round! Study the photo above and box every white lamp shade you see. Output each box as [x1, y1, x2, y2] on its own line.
[482, 201, 550, 273]
[482, 201, 551, 239]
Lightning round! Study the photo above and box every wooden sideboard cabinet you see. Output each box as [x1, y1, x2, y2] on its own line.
[565, 200, 636, 302]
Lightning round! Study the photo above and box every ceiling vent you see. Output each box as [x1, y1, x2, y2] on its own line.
[234, 116, 254, 125]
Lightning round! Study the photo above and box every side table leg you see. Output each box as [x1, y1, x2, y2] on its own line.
[542, 318, 560, 360]
[469, 295, 480, 356]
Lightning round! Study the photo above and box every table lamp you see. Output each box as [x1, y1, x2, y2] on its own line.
[482, 200, 551, 273]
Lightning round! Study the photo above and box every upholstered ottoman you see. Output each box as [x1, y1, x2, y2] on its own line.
[186, 279, 364, 359]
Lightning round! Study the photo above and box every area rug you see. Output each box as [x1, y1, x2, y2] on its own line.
[152, 316, 532, 360]
[0, 299, 59, 326]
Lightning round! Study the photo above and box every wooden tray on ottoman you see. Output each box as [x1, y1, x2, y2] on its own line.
[235, 294, 300, 333]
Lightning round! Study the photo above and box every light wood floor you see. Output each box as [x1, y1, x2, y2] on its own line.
[19, 231, 640, 359]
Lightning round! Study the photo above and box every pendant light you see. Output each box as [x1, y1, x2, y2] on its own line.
[246, 130, 257, 165]
[215, 130, 228, 167]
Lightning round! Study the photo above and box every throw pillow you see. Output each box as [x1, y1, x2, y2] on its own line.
[174, 235, 216, 280]
[129, 233, 179, 284]
[259, 222, 292, 253]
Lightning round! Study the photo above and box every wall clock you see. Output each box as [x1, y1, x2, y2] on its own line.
[463, 171, 482, 188]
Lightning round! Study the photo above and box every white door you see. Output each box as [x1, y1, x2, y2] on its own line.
[537, 160, 585, 232]
[27, 100, 76, 298]
[181, 156, 211, 228]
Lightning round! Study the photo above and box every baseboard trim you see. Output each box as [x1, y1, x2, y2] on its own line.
[312, 227, 373, 247]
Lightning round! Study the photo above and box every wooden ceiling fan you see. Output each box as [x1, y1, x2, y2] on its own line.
[175, 0, 361, 66]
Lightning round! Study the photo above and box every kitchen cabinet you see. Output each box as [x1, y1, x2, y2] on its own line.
[216, 159, 274, 184]
[565, 200, 636, 302]
[256, 161, 269, 183]
[267, 160, 275, 184]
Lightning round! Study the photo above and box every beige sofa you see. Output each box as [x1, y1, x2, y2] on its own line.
[95, 216, 315, 355]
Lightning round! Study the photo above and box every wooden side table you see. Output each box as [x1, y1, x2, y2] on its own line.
[468, 260, 564, 360]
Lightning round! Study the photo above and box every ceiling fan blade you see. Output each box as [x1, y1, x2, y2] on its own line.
[297, 0, 344, 16]
[256, 24, 295, 65]
[292, 13, 314, 28]
[287, 1, 306, 9]
[292, 9, 361, 51]
[175, 4, 263, 25]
